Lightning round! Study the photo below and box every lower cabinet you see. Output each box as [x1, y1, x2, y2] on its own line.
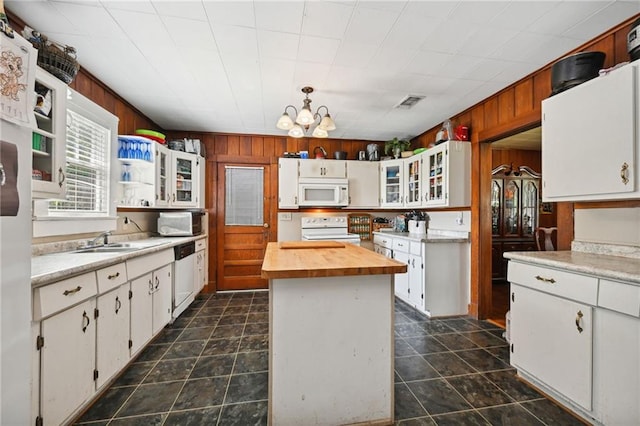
[508, 259, 640, 424]
[195, 238, 207, 293]
[40, 298, 97, 426]
[392, 248, 410, 302]
[152, 264, 172, 335]
[96, 283, 130, 389]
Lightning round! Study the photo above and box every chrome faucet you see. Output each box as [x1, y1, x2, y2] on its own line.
[89, 231, 111, 247]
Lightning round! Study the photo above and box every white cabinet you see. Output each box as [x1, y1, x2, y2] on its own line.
[33, 272, 99, 426]
[405, 155, 424, 207]
[116, 142, 203, 208]
[380, 159, 405, 208]
[278, 158, 299, 209]
[346, 161, 379, 208]
[195, 238, 207, 293]
[407, 252, 424, 310]
[423, 141, 471, 207]
[392, 245, 410, 303]
[32, 67, 67, 199]
[299, 159, 346, 178]
[542, 60, 639, 201]
[95, 283, 130, 389]
[510, 283, 593, 410]
[127, 249, 174, 355]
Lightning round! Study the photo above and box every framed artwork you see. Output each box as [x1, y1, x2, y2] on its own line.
[541, 202, 554, 214]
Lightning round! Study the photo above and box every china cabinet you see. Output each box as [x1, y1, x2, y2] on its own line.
[32, 67, 67, 199]
[542, 59, 639, 201]
[491, 165, 540, 281]
[380, 159, 405, 207]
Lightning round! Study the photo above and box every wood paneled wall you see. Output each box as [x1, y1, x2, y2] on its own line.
[410, 14, 639, 319]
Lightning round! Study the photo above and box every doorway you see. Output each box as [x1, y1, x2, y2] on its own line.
[216, 163, 274, 291]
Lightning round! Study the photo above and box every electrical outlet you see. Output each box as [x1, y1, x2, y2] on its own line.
[456, 212, 464, 225]
[279, 212, 292, 221]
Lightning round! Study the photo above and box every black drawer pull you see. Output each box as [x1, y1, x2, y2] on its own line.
[107, 272, 120, 280]
[63, 286, 82, 296]
[535, 275, 556, 284]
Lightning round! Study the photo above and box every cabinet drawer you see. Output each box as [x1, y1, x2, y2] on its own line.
[410, 241, 422, 256]
[126, 248, 174, 280]
[195, 238, 206, 251]
[598, 279, 640, 317]
[373, 234, 393, 249]
[96, 262, 128, 293]
[393, 239, 409, 253]
[507, 261, 598, 305]
[33, 272, 98, 320]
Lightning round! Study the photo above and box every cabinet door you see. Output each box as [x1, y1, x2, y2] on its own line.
[278, 158, 299, 209]
[408, 253, 424, 310]
[154, 144, 170, 207]
[152, 264, 173, 335]
[424, 145, 447, 206]
[197, 155, 205, 208]
[130, 273, 153, 356]
[542, 63, 637, 201]
[393, 249, 410, 302]
[510, 284, 593, 410]
[96, 284, 130, 389]
[196, 249, 206, 293]
[40, 299, 96, 426]
[171, 151, 197, 207]
[380, 160, 404, 208]
[346, 161, 379, 208]
[299, 159, 346, 178]
[405, 155, 423, 207]
[32, 67, 67, 199]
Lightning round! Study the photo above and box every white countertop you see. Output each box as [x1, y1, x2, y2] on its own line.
[373, 229, 470, 243]
[32, 235, 205, 288]
[504, 250, 640, 285]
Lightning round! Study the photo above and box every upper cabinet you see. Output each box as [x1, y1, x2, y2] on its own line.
[32, 67, 67, 199]
[542, 60, 639, 202]
[299, 159, 346, 178]
[423, 141, 471, 208]
[405, 155, 423, 208]
[115, 137, 203, 209]
[346, 161, 379, 209]
[278, 158, 299, 209]
[380, 159, 405, 208]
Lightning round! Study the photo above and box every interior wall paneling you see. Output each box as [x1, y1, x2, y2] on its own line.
[556, 202, 574, 251]
[514, 79, 534, 117]
[497, 89, 515, 125]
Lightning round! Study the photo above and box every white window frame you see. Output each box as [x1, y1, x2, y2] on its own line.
[32, 89, 119, 238]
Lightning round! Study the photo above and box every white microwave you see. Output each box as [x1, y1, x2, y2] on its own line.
[298, 178, 349, 207]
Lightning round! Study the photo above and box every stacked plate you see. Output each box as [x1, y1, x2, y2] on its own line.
[135, 129, 166, 144]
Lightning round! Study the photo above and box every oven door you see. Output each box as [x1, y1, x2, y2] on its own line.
[298, 179, 348, 207]
[303, 234, 361, 246]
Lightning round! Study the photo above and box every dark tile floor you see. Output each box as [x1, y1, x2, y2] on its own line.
[74, 291, 585, 426]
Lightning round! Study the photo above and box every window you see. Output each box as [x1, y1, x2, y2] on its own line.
[33, 88, 119, 237]
[224, 166, 264, 226]
[48, 108, 110, 215]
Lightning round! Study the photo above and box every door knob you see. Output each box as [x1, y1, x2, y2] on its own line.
[263, 223, 269, 228]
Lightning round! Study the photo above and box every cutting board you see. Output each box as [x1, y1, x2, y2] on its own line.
[279, 241, 345, 249]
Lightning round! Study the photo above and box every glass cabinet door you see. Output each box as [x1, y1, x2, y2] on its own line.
[381, 160, 404, 206]
[521, 180, 539, 237]
[171, 151, 197, 207]
[504, 180, 520, 236]
[406, 156, 421, 206]
[491, 179, 502, 236]
[426, 146, 446, 205]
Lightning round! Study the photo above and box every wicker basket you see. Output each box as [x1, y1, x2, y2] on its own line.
[31, 36, 79, 84]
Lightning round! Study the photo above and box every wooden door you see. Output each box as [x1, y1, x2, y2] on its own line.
[217, 162, 273, 290]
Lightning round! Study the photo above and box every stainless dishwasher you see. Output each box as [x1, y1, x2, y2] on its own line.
[173, 241, 196, 319]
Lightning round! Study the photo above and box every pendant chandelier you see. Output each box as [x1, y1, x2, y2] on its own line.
[276, 86, 336, 138]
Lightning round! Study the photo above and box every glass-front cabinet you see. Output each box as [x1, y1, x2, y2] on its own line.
[380, 159, 404, 208]
[171, 151, 197, 207]
[405, 155, 422, 207]
[425, 146, 446, 206]
[491, 165, 540, 280]
[32, 67, 67, 199]
[155, 144, 170, 207]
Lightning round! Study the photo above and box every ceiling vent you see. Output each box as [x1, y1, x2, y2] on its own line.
[394, 95, 425, 109]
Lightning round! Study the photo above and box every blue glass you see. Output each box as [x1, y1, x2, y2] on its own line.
[135, 141, 143, 159]
[126, 140, 134, 158]
[118, 139, 126, 158]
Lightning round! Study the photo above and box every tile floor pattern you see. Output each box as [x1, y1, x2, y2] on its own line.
[74, 291, 586, 426]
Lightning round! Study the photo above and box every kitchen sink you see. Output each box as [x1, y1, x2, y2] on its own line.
[72, 240, 167, 254]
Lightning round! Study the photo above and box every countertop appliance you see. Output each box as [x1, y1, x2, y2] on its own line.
[158, 211, 203, 236]
[0, 30, 36, 424]
[301, 216, 361, 245]
[173, 241, 196, 319]
[298, 178, 349, 207]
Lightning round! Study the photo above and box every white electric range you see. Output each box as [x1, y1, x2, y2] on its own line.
[301, 216, 361, 246]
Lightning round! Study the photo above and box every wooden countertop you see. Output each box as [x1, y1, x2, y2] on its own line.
[261, 241, 407, 279]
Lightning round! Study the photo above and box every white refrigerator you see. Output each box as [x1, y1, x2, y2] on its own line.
[0, 29, 36, 425]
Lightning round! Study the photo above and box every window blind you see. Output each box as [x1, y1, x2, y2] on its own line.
[49, 109, 110, 214]
[225, 166, 264, 225]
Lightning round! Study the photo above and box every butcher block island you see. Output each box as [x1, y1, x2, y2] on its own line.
[261, 241, 407, 426]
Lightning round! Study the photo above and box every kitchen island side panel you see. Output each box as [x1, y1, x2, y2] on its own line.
[269, 274, 394, 425]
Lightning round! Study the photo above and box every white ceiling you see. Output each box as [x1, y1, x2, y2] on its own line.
[8, 1, 639, 141]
